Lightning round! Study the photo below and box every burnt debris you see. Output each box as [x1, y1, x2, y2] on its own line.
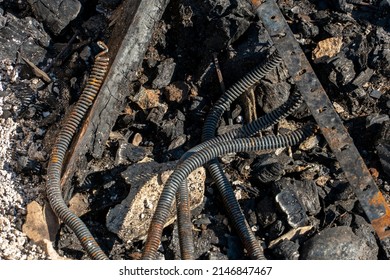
[1, 0, 390, 260]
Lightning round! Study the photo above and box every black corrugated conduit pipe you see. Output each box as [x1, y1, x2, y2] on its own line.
[142, 124, 316, 260]
[201, 50, 282, 141]
[46, 42, 109, 260]
[174, 50, 283, 259]
[198, 50, 283, 260]
[175, 91, 303, 259]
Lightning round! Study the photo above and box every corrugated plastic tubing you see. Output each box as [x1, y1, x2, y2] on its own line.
[142, 124, 315, 259]
[46, 42, 109, 260]
[176, 91, 302, 259]
[172, 50, 283, 259]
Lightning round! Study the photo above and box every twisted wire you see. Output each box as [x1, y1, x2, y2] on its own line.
[46, 42, 109, 260]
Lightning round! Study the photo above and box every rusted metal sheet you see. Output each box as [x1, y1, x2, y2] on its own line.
[60, 0, 170, 193]
[252, 0, 390, 255]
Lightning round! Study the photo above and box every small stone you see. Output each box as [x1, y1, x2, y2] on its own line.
[222, 217, 229, 226]
[332, 102, 345, 114]
[369, 168, 379, 179]
[315, 175, 330, 187]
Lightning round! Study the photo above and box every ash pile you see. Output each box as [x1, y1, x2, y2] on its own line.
[0, 0, 389, 260]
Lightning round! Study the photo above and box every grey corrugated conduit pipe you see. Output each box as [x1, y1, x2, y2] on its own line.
[46, 42, 109, 260]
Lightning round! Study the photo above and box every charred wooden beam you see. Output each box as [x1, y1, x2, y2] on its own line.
[61, 0, 170, 193]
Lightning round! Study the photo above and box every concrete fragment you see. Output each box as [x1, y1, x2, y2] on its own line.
[300, 226, 377, 260]
[28, 0, 81, 35]
[312, 37, 343, 63]
[106, 160, 205, 242]
[22, 201, 59, 244]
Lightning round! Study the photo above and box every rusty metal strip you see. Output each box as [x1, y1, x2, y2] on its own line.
[252, 0, 390, 255]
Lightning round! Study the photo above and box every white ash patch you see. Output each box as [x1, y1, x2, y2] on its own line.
[0, 116, 46, 260]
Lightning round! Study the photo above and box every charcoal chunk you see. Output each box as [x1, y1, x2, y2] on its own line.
[0, 12, 49, 64]
[328, 55, 356, 87]
[115, 142, 151, 165]
[28, 0, 81, 35]
[276, 188, 309, 228]
[376, 121, 390, 178]
[271, 239, 300, 260]
[153, 58, 176, 89]
[202, 0, 253, 51]
[352, 68, 374, 87]
[256, 196, 278, 228]
[275, 178, 321, 216]
[351, 215, 379, 258]
[366, 114, 389, 128]
[300, 226, 377, 259]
